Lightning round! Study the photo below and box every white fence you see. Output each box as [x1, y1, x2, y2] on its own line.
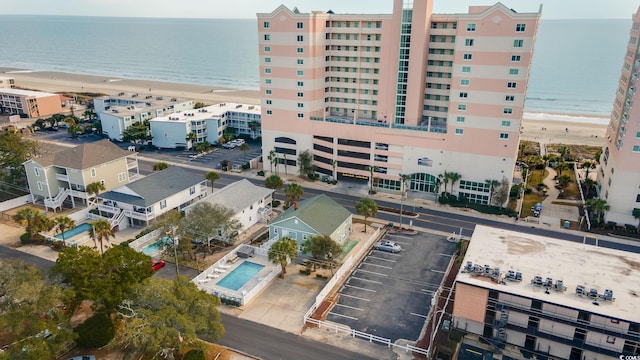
[574, 162, 592, 230]
[259, 236, 278, 250]
[69, 207, 92, 223]
[129, 229, 162, 252]
[0, 194, 32, 212]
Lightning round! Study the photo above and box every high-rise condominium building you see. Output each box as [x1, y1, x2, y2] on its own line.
[257, 0, 540, 203]
[598, 6, 640, 226]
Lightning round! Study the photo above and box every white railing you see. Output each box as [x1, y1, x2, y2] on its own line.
[110, 209, 126, 229]
[44, 188, 70, 210]
[259, 236, 278, 250]
[241, 264, 280, 306]
[129, 229, 162, 252]
[575, 162, 592, 230]
[68, 208, 91, 223]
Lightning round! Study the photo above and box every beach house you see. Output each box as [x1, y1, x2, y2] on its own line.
[0, 88, 63, 118]
[23, 139, 139, 211]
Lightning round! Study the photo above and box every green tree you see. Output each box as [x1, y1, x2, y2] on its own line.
[186, 132, 197, 148]
[367, 165, 378, 194]
[205, 171, 219, 193]
[121, 122, 152, 145]
[448, 172, 462, 196]
[14, 207, 52, 241]
[268, 237, 298, 278]
[284, 183, 304, 208]
[555, 161, 569, 176]
[53, 216, 75, 243]
[355, 197, 377, 233]
[153, 162, 169, 171]
[492, 178, 510, 208]
[485, 179, 500, 206]
[0, 131, 39, 186]
[67, 123, 82, 138]
[182, 202, 241, 248]
[302, 234, 343, 274]
[557, 145, 570, 161]
[240, 142, 250, 162]
[249, 120, 260, 139]
[116, 276, 224, 359]
[83, 109, 96, 121]
[267, 150, 277, 174]
[582, 160, 597, 179]
[222, 127, 235, 142]
[194, 142, 211, 153]
[89, 219, 113, 255]
[85, 181, 106, 202]
[53, 245, 153, 312]
[265, 174, 283, 202]
[193, 101, 206, 109]
[438, 171, 451, 195]
[585, 198, 610, 224]
[556, 174, 573, 189]
[0, 260, 74, 360]
[297, 150, 315, 179]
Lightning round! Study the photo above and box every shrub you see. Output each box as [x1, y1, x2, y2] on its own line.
[299, 268, 311, 275]
[315, 274, 327, 279]
[19, 233, 30, 244]
[74, 312, 115, 348]
[50, 241, 66, 252]
[242, 162, 250, 170]
[257, 170, 265, 176]
[184, 349, 205, 360]
[330, 180, 338, 185]
[272, 200, 281, 207]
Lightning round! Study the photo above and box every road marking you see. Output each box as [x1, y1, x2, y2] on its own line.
[344, 284, 376, 292]
[388, 240, 409, 245]
[439, 253, 454, 257]
[431, 269, 446, 274]
[335, 303, 364, 311]
[329, 312, 358, 321]
[361, 262, 393, 270]
[350, 276, 382, 284]
[371, 250, 402, 257]
[355, 269, 389, 277]
[410, 312, 428, 319]
[389, 235, 412, 240]
[366, 255, 397, 263]
[340, 293, 371, 302]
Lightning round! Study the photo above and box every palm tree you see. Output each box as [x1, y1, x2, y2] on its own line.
[83, 109, 96, 121]
[556, 174, 573, 189]
[355, 198, 377, 233]
[582, 160, 597, 179]
[268, 237, 298, 278]
[438, 172, 451, 195]
[557, 145, 570, 161]
[448, 172, 462, 196]
[267, 150, 277, 174]
[284, 183, 304, 208]
[485, 179, 500, 206]
[185, 132, 197, 150]
[153, 162, 169, 171]
[239, 143, 250, 162]
[89, 219, 114, 255]
[86, 181, 106, 203]
[555, 161, 569, 176]
[14, 207, 52, 240]
[265, 174, 284, 204]
[205, 171, 219, 193]
[53, 216, 75, 243]
[585, 198, 610, 224]
[248, 120, 260, 139]
[283, 154, 288, 175]
[367, 165, 378, 194]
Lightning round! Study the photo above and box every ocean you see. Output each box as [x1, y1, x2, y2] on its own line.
[0, 16, 632, 117]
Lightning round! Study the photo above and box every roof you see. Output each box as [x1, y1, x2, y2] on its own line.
[185, 179, 273, 214]
[457, 225, 640, 323]
[99, 166, 204, 207]
[149, 102, 261, 124]
[0, 88, 58, 98]
[31, 139, 132, 169]
[271, 194, 351, 235]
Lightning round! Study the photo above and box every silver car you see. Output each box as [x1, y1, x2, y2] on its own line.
[373, 240, 402, 253]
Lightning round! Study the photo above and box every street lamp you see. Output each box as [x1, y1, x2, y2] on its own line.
[167, 226, 180, 276]
[399, 174, 410, 228]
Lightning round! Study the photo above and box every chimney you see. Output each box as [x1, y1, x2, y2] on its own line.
[294, 201, 298, 210]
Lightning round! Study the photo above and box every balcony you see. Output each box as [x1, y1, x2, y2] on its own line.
[55, 173, 69, 182]
[127, 159, 138, 170]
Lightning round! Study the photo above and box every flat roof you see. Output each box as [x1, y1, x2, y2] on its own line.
[149, 102, 260, 123]
[185, 179, 273, 215]
[0, 88, 57, 98]
[458, 225, 640, 323]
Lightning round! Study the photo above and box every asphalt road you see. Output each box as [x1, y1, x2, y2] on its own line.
[0, 245, 55, 273]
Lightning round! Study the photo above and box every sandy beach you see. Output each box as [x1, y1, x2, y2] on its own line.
[1, 67, 609, 147]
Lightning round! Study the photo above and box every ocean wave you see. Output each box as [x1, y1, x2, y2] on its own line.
[522, 112, 609, 125]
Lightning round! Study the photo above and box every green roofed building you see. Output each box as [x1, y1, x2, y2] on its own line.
[268, 194, 352, 253]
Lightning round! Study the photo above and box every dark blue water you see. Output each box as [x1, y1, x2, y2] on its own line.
[0, 16, 632, 115]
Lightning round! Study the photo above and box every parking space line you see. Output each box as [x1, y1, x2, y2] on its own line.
[350, 276, 382, 284]
[344, 284, 377, 292]
[410, 312, 428, 319]
[335, 303, 364, 311]
[328, 312, 358, 321]
[361, 262, 393, 270]
[355, 269, 389, 277]
[371, 250, 402, 257]
[439, 253, 453, 257]
[340, 293, 371, 302]
[388, 235, 412, 240]
[431, 269, 446, 274]
[366, 255, 397, 263]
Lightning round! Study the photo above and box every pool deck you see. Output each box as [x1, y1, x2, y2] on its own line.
[197, 256, 273, 297]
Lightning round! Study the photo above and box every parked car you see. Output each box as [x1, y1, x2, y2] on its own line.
[373, 240, 402, 253]
[232, 138, 245, 146]
[532, 202, 542, 217]
[222, 142, 236, 149]
[152, 260, 166, 271]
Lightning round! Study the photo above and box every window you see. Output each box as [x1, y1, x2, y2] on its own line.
[264, 46, 270, 52]
[505, 95, 515, 102]
[264, 57, 271, 63]
[34, 167, 40, 177]
[160, 200, 167, 209]
[263, 21, 270, 28]
[502, 120, 511, 127]
[455, 128, 464, 135]
[463, 53, 473, 60]
[516, 23, 526, 32]
[37, 181, 43, 191]
[265, 79, 271, 84]
[636, 131, 640, 138]
[297, 81, 304, 87]
[456, 116, 465, 123]
[509, 68, 519, 75]
[297, 35, 304, 42]
[459, 92, 468, 98]
[507, 82, 517, 89]
[189, 186, 195, 195]
[297, 103, 304, 108]
[606, 336, 616, 344]
[460, 79, 470, 86]
[297, 92, 303, 97]
[511, 55, 521, 62]
[297, 113, 304, 118]
[297, 22, 303, 29]
[266, 110, 273, 115]
[118, 172, 126, 182]
[465, 39, 474, 47]
[265, 89, 272, 95]
[90, 168, 96, 177]
[458, 104, 467, 111]
[500, 133, 509, 139]
[297, 47, 304, 53]
[264, 34, 270, 41]
[264, 68, 271, 74]
[504, 108, 513, 114]
[513, 39, 524, 48]
[265, 99, 272, 105]
[462, 66, 471, 73]
[297, 70, 304, 76]
[467, 23, 476, 32]
[633, 145, 640, 152]
[274, 228, 278, 234]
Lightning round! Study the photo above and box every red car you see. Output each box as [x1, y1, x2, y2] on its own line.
[152, 260, 166, 271]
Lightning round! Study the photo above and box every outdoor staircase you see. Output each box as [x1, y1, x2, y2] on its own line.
[490, 307, 509, 352]
[44, 188, 70, 212]
[110, 209, 126, 230]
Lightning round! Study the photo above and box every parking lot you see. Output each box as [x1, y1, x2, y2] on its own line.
[326, 231, 456, 342]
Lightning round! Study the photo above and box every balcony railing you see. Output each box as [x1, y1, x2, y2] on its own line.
[55, 173, 69, 182]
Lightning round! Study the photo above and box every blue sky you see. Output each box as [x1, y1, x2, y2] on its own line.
[0, 0, 637, 19]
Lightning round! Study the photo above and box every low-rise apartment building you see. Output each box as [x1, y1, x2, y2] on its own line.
[0, 88, 63, 118]
[0, 76, 15, 88]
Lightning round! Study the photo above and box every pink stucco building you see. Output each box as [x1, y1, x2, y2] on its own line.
[598, 6, 640, 226]
[257, 1, 540, 203]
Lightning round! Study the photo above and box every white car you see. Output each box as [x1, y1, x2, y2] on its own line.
[222, 142, 236, 149]
[232, 139, 245, 146]
[373, 240, 402, 253]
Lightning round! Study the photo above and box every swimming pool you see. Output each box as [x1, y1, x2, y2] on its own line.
[54, 223, 92, 240]
[217, 261, 265, 291]
[142, 236, 173, 256]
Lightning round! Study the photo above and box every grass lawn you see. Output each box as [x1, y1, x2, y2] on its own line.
[527, 169, 549, 187]
[338, 239, 358, 261]
[559, 169, 580, 199]
[521, 193, 545, 218]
